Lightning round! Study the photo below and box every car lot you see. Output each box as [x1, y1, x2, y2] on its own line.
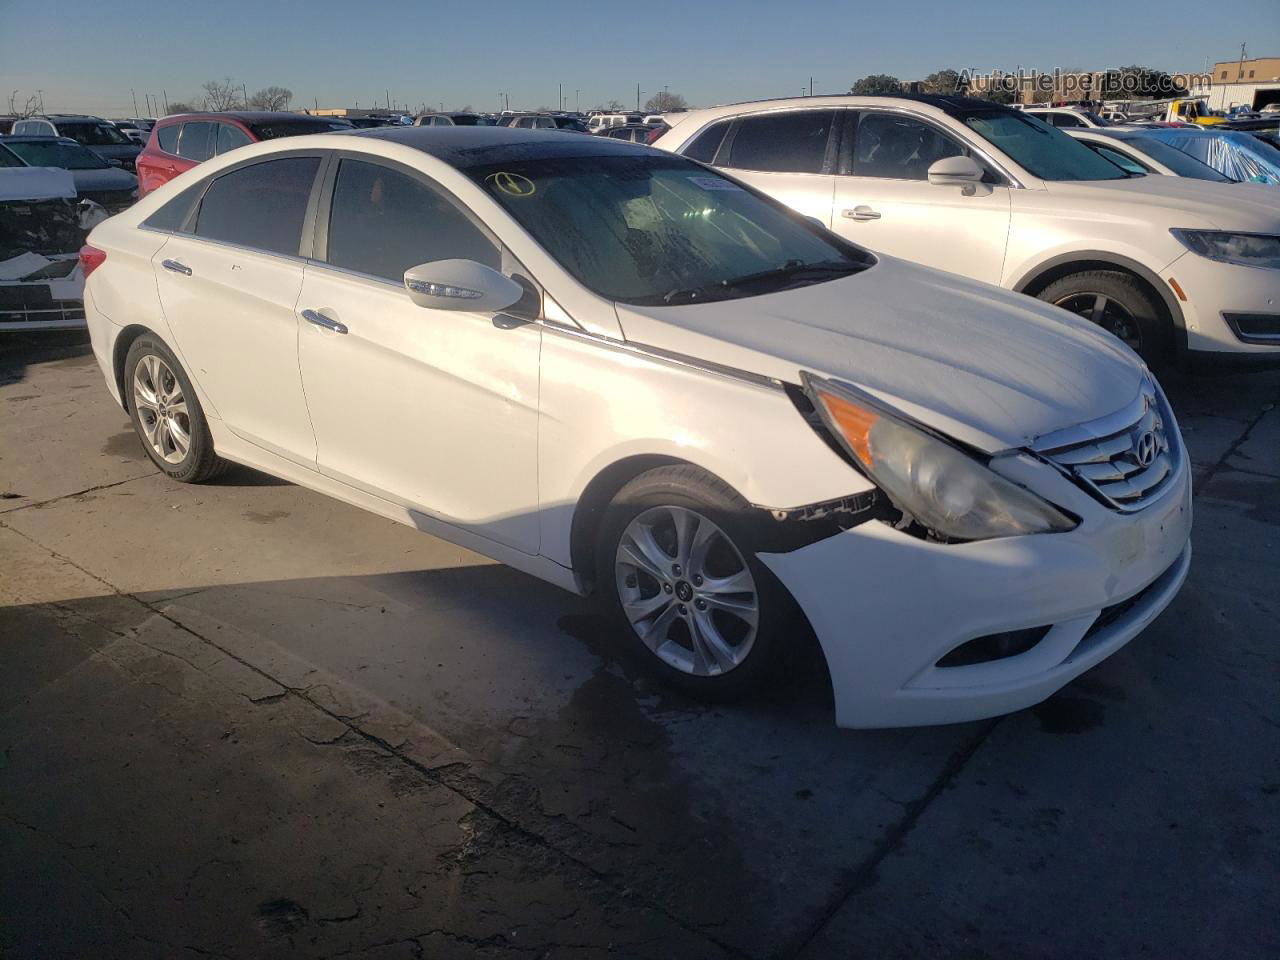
[2, 330, 1277, 957]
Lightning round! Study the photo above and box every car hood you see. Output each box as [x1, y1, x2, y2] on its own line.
[614, 256, 1146, 453]
[68, 167, 138, 192]
[1042, 175, 1280, 231]
[83, 144, 141, 162]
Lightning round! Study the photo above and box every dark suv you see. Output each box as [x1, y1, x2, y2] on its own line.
[10, 115, 142, 170]
[135, 112, 353, 196]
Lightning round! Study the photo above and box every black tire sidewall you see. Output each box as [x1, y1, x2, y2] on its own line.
[124, 336, 212, 482]
[595, 467, 793, 700]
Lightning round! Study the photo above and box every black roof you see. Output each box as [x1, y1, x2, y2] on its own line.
[0, 135, 79, 143]
[352, 125, 651, 168]
[158, 111, 350, 124]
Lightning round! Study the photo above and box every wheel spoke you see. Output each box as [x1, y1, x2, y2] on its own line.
[703, 594, 758, 628]
[154, 417, 170, 456]
[167, 416, 190, 457]
[626, 523, 675, 577]
[1089, 294, 1108, 325]
[622, 591, 670, 621]
[639, 603, 681, 652]
[700, 569, 753, 596]
[691, 610, 739, 673]
[166, 399, 188, 418]
[670, 508, 700, 566]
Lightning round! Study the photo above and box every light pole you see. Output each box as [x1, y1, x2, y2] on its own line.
[575, 89, 580, 112]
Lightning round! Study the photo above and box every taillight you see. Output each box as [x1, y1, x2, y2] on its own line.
[80, 245, 107, 279]
[645, 124, 669, 144]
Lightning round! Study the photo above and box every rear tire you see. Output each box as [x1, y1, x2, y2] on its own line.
[1038, 269, 1172, 366]
[595, 465, 796, 700]
[124, 335, 228, 483]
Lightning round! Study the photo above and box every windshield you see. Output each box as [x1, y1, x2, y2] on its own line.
[247, 119, 352, 139]
[6, 140, 110, 170]
[467, 155, 873, 305]
[553, 117, 588, 131]
[958, 109, 1128, 180]
[1128, 136, 1234, 182]
[58, 122, 132, 146]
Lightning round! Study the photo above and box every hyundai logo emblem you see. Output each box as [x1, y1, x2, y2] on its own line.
[1135, 431, 1158, 468]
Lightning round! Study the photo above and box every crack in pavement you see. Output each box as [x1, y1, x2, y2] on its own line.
[0, 520, 751, 960]
[0, 471, 156, 515]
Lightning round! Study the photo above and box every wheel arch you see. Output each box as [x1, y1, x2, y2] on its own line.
[1012, 251, 1187, 355]
[111, 324, 158, 411]
[568, 453, 691, 595]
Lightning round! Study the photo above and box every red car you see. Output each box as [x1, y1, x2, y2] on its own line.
[136, 111, 354, 196]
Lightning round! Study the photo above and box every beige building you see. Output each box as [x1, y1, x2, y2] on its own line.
[1191, 56, 1280, 111]
[1210, 56, 1280, 85]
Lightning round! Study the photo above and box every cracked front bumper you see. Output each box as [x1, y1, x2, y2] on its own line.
[760, 453, 1192, 729]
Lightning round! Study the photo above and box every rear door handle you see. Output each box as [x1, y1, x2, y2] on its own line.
[161, 258, 192, 275]
[302, 309, 348, 335]
[841, 206, 882, 221]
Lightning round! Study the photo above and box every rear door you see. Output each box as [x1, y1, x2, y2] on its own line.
[711, 109, 838, 227]
[152, 153, 323, 466]
[295, 154, 542, 553]
[830, 110, 1011, 283]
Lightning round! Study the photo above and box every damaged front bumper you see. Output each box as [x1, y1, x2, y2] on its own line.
[759, 449, 1192, 729]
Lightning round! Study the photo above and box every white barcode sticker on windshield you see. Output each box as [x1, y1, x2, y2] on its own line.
[687, 176, 742, 191]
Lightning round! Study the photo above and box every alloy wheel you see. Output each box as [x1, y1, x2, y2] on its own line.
[132, 354, 191, 465]
[615, 505, 759, 677]
[1054, 291, 1143, 352]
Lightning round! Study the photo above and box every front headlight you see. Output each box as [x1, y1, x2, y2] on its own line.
[1171, 229, 1280, 269]
[803, 374, 1077, 541]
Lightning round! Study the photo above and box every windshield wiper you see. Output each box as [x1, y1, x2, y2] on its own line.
[661, 259, 861, 304]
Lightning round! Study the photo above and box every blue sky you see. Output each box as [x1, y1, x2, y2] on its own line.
[2, 0, 1275, 117]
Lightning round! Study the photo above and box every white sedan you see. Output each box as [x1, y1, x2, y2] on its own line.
[81, 128, 1191, 728]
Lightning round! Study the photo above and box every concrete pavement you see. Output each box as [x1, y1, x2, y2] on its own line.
[2, 332, 1277, 958]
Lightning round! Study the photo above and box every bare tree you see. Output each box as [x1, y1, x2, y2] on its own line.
[201, 77, 242, 112]
[247, 86, 292, 111]
[644, 91, 687, 113]
[605, 99, 626, 112]
[165, 102, 198, 115]
[8, 90, 42, 118]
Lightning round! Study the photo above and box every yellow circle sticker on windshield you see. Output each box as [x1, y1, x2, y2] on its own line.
[486, 172, 536, 197]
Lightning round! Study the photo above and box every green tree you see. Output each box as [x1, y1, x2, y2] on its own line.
[1104, 66, 1188, 99]
[921, 69, 961, 95]
[849, 74, 902, 95]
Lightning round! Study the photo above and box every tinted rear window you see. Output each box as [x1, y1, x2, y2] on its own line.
[682, 121, 729, 163]
[246, 119, 350, 140]
[157, 124, 179, 153]
[726, 111, 835, 173]
[177, 122, 215, 161]
[195, 156, 320, 256]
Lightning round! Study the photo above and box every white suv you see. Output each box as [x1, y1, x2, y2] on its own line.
[655, 95, 1280, 365]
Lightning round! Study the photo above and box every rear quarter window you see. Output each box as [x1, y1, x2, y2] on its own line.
[157, 124, 179, 153]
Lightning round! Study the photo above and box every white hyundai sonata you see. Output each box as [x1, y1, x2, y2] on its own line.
[80, 127, 1191, 728]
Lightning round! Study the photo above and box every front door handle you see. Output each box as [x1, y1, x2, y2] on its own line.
[841, 206, 882, 222]
[302, 309, 348, 335]
[161, 258, 192, 275]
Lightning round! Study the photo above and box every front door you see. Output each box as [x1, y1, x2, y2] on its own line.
[296, 156, 541, 553]
[153, 154, 323, 466]
[830, 111, 1011, 284]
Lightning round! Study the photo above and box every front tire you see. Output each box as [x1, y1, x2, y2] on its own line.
[596, 465, 795, 700]
[125, 335, 227, 483]
[1038, 269, 1172, 365]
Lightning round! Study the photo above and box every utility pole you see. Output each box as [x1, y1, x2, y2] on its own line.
[1237, 42, 1247, 81]
[810, 76, 814, 96]
[131, 89, 139, 115]
[636, 83, 641, 111]
[242, 83, 249, 108]
[559, 83, 563, 111]
[386, 89, 391, 111]
[575, 89, 580, 111]
[163, 90, 169, 113]
[37, 89, 44, 112]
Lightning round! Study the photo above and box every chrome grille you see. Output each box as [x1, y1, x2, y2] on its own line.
[1032, 380, 1178, 512]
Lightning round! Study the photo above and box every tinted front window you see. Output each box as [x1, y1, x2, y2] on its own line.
[157, 124, 179, 153]
[1129, 136, 1232, 181]
[1091, 145, 1148, 175]
[0, 144, 24, 168]
[851, 113, 965, 180]
[325, 159, 499, 281]
[195, 156, 320, 255]
[725, 111, 834, 173]
[215, 123, 253, 155]
[58, 122, 131, 146]
[958, 109, 1127, 181]
[682, 121, 729, 163]
[178, 122, 215, 161]
[467, 155, 871, 305]
[6, 141, 109, 170]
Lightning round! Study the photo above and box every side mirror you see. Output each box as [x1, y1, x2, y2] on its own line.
[927, 155, 985, 188]
[403, 259, 524, 313]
